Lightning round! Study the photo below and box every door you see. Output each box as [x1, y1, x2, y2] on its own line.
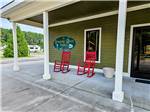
[131, 26, 150, 79]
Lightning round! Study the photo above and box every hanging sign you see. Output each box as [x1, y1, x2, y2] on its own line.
[54, 36, 76, 51]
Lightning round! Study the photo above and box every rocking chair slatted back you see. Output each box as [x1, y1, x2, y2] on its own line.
[61, 51, 71, 64]
[86, 51, 96, 61]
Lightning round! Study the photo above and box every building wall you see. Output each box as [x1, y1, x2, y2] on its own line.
[49, 8, 150, 72]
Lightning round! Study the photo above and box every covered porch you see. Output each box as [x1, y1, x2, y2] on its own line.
[1, 0, 150, 104]
[2, 60, 150, 111]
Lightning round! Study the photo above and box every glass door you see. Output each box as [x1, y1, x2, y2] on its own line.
[131, 26, 150, 79]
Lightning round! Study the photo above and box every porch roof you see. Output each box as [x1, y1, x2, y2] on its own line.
[1, 1, 150, 28]
[26, 1, 150, 25]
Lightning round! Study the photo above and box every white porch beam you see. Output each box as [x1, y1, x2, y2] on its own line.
[42, 11, 51, 80]
[112, 0, 127, 102]
[18, 20, 43, 28]
[49, 3, 150, 28]
[12, 22, 19, 71]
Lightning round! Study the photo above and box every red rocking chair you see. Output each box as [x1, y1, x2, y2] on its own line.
[77, 52, 96, 78]
[54, 51, 71, 73]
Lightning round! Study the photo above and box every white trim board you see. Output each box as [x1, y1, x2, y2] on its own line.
[49, 3, 150, 27]
[84, 27, 102, 63]
[49, 62, 129, 77]
[49, 10, 118, 27]
[1, 0, 26, 15]
[49, 63, 102, 72]
[128, 23, 150, 76]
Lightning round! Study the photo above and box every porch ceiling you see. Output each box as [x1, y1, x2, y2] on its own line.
[26, 1, 150, 26]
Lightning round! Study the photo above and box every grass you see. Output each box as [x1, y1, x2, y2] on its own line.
[0, 51, 44, 60]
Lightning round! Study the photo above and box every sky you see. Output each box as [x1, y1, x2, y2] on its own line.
[0, 18, 43, 34]
[0, 0, 14, 9]
[0, 0, 43, 34]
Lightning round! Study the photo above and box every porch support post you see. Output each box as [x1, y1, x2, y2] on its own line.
[12, 22, 19, 71]
[42, 11, 51, 80]
[112, 0, 127, 102]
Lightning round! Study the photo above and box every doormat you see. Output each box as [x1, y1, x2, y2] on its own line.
[135, 79, 150, 84]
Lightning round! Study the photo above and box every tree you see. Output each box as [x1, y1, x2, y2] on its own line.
[3, 33, 13, 57]
[3, 26, 29, 57]
[24, 31, 43, 49]
[1, 28, 12, 46]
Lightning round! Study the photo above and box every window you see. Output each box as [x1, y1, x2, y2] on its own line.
[84, 28, 101, 63]
[30, 47, 34, 49]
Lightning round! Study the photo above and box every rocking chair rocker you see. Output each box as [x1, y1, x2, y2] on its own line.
[77, 51, 96, 78]
[54, 51, 71, 73]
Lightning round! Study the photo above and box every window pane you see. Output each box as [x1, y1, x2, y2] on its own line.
[86, 29, 100, 61]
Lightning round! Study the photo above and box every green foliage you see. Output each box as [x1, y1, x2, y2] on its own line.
[17, 26, 29, 57]
[3, 26, 29, 57]
[24, 31, 44, 49]
[3, 34, 13, 57]
[1, 28, 12, 46]
[1, 26, 43, 58]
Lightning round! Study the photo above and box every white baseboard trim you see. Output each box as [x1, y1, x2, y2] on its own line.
[123, 72, 130, 77]
[49, 62, 54, 65]
[49, 62, 130, 77]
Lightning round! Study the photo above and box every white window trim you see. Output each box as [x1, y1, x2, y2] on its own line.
[128, 23, 150, 76]
[84, 27, 102, 63]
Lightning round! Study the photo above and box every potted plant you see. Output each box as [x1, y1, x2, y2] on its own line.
[103, 67, 115, 78]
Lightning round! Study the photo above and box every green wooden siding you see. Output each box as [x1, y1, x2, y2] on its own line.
[49, 8, 150, 72]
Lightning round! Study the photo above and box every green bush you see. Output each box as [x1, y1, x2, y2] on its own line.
[3, 26, 29, 57]
[3, 35, 13, 57]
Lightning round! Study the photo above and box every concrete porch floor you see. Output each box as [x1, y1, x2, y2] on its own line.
[1, 60, 150, 112]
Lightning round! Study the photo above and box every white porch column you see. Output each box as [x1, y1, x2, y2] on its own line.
[42, 11, 51, 80]
[112, 0, 127, 102]
[12, 22, 19, 71]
